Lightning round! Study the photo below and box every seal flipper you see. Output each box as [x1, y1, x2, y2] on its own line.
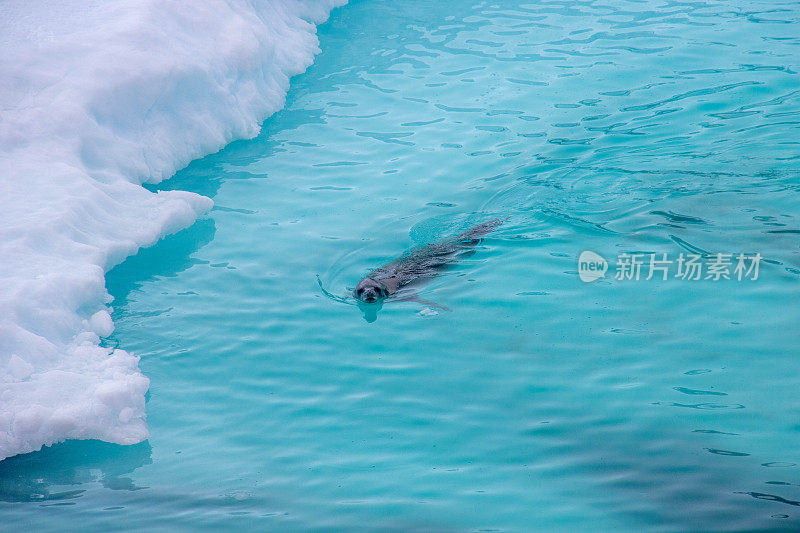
[456, 216, 509, 241]
[395, 291, 452, 312]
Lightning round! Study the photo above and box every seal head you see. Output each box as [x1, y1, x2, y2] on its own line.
[354, 278, 388, 303]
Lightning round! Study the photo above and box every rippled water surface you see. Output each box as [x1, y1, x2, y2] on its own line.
[3, 0, 800, 530]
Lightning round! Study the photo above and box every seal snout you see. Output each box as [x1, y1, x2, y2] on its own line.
[355, 278, 386, 303]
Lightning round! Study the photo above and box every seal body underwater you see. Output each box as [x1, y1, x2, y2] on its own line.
[354, 217, 506, 305]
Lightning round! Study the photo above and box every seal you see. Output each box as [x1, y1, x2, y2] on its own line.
[354, 217, 507, 306]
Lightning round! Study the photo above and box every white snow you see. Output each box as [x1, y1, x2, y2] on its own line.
[0, 0, 345, 460]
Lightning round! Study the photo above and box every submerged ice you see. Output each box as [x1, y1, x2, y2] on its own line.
[0, 0, 345, 460]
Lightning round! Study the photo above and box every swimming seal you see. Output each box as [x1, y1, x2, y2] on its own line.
[354, 217, 507, 306]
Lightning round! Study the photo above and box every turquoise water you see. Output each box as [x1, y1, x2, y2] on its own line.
[3, 0, 800, 530]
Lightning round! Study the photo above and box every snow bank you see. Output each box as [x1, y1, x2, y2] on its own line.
[0, 0, 345, 460]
